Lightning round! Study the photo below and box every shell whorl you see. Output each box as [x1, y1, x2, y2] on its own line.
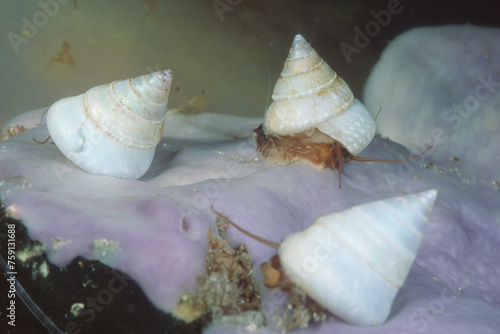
[264, 34, 354, 136]
[316, 98, 376, 156]
[272, 34, 352, 102]
[84, 70, 173, 150]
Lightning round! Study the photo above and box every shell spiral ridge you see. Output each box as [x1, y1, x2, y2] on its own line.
[84, 70, 173, 150]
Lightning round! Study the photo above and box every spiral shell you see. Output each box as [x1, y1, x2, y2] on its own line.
[263, 34, 375, 156]
[47, 70, 173, 179]
[278, 189, 438, 326]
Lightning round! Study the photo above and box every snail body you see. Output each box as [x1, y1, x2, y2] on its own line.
[46, 70, 173, 179]
[255, 34, 377, 179]
[214, 189, 438, 326]
[262, 34, 375, 156]
[255, 35, 431, 187]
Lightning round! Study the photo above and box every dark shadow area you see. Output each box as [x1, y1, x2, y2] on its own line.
[0, 206, 208, 334]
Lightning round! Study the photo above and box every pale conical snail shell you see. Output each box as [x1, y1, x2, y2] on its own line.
[47, 70, 173, 179]
[264, 34, 376, 156]
[279, 189, 438, 326]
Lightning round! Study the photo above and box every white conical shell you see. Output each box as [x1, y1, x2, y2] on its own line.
[47, 70, 173, 179]
[279, 189, 438, 326]
[264, 34, 375, 156]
